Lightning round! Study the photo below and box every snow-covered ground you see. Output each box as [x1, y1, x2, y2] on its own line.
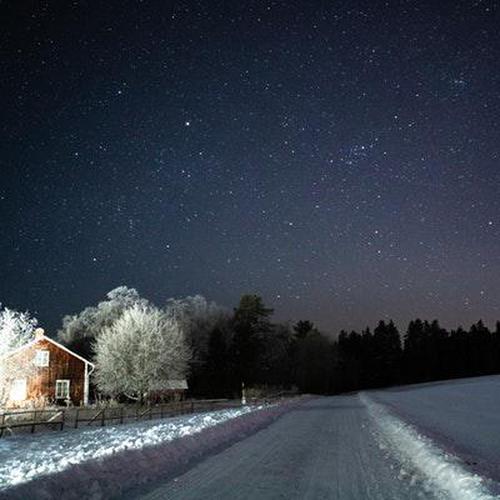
[361, 392, 497, 500]
[3, 378, 500, 499]
[369, 375, 500, 487]
[0, 405, 258, 491]
[137, 378, 500, 500]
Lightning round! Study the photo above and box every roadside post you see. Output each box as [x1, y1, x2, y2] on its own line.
[241, 381, 246, 405]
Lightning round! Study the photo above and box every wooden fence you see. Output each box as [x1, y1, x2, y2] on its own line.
[0, 399, 242, 438]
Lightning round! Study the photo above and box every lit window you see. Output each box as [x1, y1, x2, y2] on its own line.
[34, 350, 50, 367]
[10, 379, 27, 401]
[55, 380, 70, 399]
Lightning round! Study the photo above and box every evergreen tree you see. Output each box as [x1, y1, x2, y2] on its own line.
[203, 325, 234, 398]
[494, 322, 500, 371]
[232, 295, 274, 388]
[372, 320, 401, 387]
[295, 330, 334, 394]
[337, 330, 363, 391]
[258, 323, 295, 388]
[293, 320, 315, 339]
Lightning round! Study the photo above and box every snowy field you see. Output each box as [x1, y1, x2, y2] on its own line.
[368, 375, 500, 489]
[0, 405, 258, 491]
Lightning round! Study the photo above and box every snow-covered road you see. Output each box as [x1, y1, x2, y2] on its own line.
[135, 395, 438, 499]
[135, 379, 500, 500]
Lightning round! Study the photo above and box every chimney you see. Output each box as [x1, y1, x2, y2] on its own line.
[34, 328, 45, 341]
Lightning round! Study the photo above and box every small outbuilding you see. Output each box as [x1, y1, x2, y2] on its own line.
[149, 379, 189, 403]
[3, 328, 94, 407]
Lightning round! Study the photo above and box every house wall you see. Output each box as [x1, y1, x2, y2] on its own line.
[7, 339, 86, 406]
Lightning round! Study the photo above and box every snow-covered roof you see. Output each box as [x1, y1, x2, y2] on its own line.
[165, 380, 188, 390]
[151, 380, 188, 391]
[2, 333, 95, 367]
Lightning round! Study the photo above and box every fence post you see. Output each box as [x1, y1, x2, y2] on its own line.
[75, 408, 80, 429]
[60, 410, 65, 431]
[31, 411, 37, 434]
[120, 406, 124, 425]
[101, 408, 106, 427]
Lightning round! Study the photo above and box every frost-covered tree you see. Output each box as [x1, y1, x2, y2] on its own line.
[164, 295, 226, 359]
[58, 286, 149, 358]
[93, 304, 190, 402]
[0, 306, 38, 358]
[164, 295, 229, 395]
[0, 306, 38, 406]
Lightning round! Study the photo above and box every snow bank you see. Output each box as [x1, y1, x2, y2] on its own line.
[2, 398, 307, 499]
[361, 393, 498, 500]
[371, 375, 500, 484]
[0, 406, 256, 492]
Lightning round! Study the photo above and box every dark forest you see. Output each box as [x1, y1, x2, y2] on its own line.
[188, 295, 500, 397]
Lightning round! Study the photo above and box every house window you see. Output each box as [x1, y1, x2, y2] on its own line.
[34, 350, 50, 367]
[55, 380, 70, 399]
[10, 379, 27, 401]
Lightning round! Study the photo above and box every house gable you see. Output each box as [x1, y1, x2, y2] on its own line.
[3, 332, 94, 407]
[3, 334, 94, 368]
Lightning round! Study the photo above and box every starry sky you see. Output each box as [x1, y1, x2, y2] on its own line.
[1, 1, 499, 336]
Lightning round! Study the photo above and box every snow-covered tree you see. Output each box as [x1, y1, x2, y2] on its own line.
[0, 306, 38, 406]
[0, 306, 38, 358]
[165, 295, 226, 360]
[164, 295, 231, 397]
[93, 304, 190, 402]
[57, 286, 149, 357]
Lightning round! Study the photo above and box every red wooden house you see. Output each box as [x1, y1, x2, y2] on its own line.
[3, 328, 94, 408]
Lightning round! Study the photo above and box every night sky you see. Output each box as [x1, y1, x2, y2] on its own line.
[1, 1, 499, 336]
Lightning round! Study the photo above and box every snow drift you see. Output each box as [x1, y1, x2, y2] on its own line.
[361, 392, 498, 500]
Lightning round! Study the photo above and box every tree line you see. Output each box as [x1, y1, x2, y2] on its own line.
[184, 301, 500, 396]
[184, 301, 500, 397]
[334, 318, 500, 393]
[2, 288, 500, 405]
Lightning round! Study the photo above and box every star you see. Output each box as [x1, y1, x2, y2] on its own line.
[1, 0, 498, 338]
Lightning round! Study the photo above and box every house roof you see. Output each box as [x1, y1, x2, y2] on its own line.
[150, 379, 188, 391]
[2, 333, 95, 367]
[164, 380, 188, 390]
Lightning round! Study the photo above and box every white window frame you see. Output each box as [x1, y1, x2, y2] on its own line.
[34, 350, 50, 367]
[55, 379, 70, 400]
